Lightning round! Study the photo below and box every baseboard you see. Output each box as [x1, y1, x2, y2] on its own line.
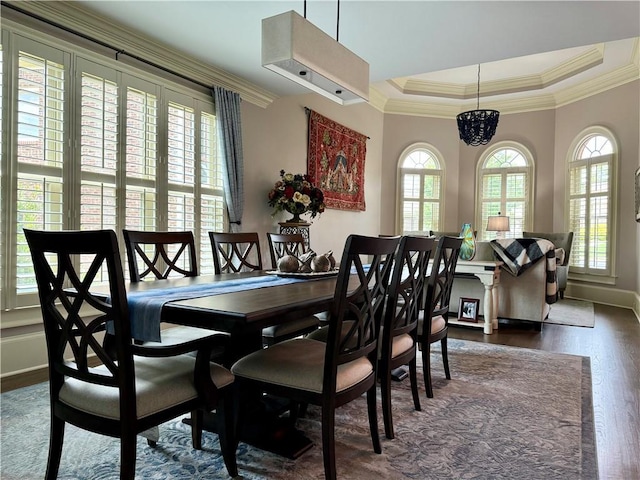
[565, 282, 636, 310]
[633, 292, 640, 323]
[1, 366, 49, 393]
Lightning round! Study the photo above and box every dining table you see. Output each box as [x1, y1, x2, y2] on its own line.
[112, 269, 359, 459]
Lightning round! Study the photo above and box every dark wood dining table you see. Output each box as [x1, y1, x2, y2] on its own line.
[120, 270, 358, 458]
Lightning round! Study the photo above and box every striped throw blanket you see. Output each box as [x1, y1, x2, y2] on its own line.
[490, 238, 558, 305]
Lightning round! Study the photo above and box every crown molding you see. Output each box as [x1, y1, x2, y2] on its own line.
[374, 46, 639, 119]
[3, 1, 278, 108]
[367, 87, 388, 113]
[390, 46, 604, 99]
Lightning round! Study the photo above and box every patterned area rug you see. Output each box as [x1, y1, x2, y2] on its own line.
[0, 339, 597, 480]
[546, 299, 596, 328]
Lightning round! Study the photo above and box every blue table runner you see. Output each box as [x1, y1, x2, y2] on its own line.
[127, 274, 314, 341]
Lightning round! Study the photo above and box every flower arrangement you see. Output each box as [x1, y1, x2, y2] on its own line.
[268, 170, 325, 220]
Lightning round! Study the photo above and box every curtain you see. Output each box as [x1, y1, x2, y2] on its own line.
[213, 86, 244, 232]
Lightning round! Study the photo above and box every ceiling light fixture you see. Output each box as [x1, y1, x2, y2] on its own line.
[456, 64, 500, 146]
[261, 1, 369, 105]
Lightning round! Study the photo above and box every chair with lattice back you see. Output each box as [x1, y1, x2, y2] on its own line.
[231, 234, 400, 480]
[25, 229, 237, 479]
[122, 229, 229, 359]
[210, 231, 320, 345]
[418, 235, 463, 398]
[209, 232, 263, 274]
[379, 235, 435, 439]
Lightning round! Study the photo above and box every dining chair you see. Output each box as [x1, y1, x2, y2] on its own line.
[417, 235, 463, 398]
[24, 229, 238, 479]
[122, 229, 229, 359]
[378, 235, 435, 439]
[265, 232, 324, 339]
[266, 232, 308, 270]
[209, 231, 263, 274]
[231, 234, 399, 480]
[210, 231, 320, 345]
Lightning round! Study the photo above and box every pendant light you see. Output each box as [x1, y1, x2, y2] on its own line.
[456, 64, 500, 146]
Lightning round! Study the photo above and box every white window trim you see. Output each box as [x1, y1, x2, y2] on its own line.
[475, 141, 535, 240]
[0, 18, 226, 314]
[395, 142, 445, 235]
[564, 126, 618, 282]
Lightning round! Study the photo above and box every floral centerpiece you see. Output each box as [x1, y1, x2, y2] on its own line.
[268, 170, 325, 222]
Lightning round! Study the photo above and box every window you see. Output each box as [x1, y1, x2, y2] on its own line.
[476, 143, 534, 240]
[1, 27, 226, 310]
[567, 128, 616, 277]
[397, 143, 444, 234]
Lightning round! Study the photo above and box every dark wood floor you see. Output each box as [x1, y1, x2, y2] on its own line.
[449, 304, 640, 480]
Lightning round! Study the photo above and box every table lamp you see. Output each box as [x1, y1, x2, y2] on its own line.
[487, 212, 510, 239]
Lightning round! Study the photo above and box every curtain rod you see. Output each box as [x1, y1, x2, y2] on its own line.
[1, 1, 212, 91]
[304, 107, 370, 139]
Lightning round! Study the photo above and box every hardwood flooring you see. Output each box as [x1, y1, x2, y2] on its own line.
[449, 304, 640, 480]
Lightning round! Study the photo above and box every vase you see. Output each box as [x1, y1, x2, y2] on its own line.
[287, 212, 302, 223]
[459, 223, 476, 261]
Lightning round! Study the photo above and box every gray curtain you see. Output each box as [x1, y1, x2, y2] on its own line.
[213, 86, 244, 232]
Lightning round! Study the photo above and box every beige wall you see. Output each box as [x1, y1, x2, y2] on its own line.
[240, 93, 385, 262]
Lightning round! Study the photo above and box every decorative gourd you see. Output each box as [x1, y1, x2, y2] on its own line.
[277, 255, 300, 273]
[324, 250, 336, 270]
[311, 255, 331, 272]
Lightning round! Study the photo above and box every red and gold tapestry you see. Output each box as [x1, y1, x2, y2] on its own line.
[307, 110, 367, 211]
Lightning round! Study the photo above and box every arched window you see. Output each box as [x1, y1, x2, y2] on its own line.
[397, 143, 444, 234]
[476, 143, 534, 239]
[567, 128, 617, 276]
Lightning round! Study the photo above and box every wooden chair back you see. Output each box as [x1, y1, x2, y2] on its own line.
[381, 235, 435, 349]
[122, 229, 198, 281]
[326, 234, 399, 373]
[209, 232, 263, 273]
[422, 236, 463, 337]
[25, 229, 136, 414]
[266, 232, 307, 269]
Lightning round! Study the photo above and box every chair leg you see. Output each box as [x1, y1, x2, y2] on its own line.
[45, 415, 65, 480]
[409, 356, 421, 412]
[422, 343, 434, 398]
[321, 405, 337, 480]
[120, 433, 137, 480]
[441, 336, 451, 380]
[366, 386, 382, 454]
[191, 410, 203, 450]
[216, 394, 239, 478]
[380, 362, 394, 439]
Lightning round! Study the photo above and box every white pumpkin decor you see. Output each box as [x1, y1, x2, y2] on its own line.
[277, 255, 300, 273]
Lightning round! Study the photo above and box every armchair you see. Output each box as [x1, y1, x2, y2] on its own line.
[522, 232, 574, 299]
[25, 229, 237, 479]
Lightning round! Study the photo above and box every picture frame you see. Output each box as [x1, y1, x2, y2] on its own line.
[458, 297, 480, 323]
[635, 166, 640, 223]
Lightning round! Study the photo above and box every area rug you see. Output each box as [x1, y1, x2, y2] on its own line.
[545, 299, 596, 328]
[0, 339, 597, 480]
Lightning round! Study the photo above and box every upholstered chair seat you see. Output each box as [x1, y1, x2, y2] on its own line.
[60, 355, 234, 420]
[232, 338, 373, 394]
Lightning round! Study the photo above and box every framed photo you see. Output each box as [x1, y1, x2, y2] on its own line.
[635, 166, 640, 223]
[458, 297, 480, 323]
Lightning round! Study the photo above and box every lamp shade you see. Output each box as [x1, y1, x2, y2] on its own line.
[262, 10, 369, 105]
[486, 214, 510, 232]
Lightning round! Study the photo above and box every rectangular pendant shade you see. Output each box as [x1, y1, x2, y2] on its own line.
[262, 10, 369, 105]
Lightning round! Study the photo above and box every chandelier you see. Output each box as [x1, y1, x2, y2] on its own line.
[456, 64, 500, 146]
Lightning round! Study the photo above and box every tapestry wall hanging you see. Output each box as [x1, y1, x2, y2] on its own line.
[307, 109, 367, 211]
